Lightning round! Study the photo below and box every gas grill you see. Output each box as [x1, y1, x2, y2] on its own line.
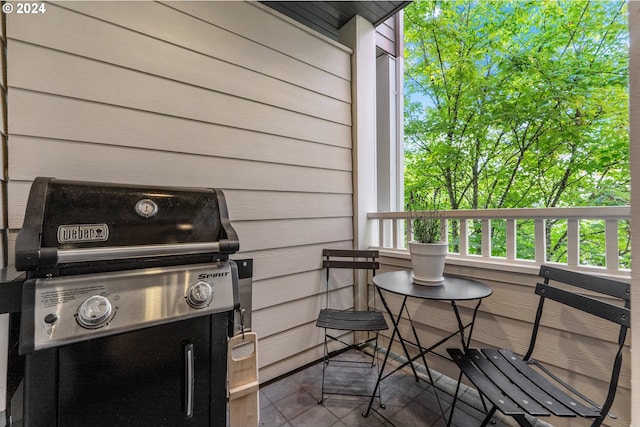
[7, 177, 251, 427]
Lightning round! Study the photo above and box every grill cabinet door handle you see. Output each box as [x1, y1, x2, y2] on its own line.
[184, 342, 195, 419]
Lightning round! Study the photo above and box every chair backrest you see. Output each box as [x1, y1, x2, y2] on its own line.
[322, 249, 379, 308]
[526, 265, 630, 422]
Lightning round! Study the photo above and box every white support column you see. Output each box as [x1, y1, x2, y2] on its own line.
[339, 16, 377, 311]
[628, 4, 639, 425]
[376, 53, 396, 214]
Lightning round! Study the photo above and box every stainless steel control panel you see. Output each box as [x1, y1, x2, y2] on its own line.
[27, 262, 237, 351]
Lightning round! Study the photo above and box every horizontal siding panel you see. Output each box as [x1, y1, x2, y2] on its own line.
[376, 18, 396, 41]
[376, 20, 395, 56]
[8, 42, 351, 145]
[258, 323, 324, 370]
[252, 272, 322, 312]
[0, 90, 5, 137]
[258, 346, 323, 384]
[0, 38, 5, 93]
[0, 184, 4, 229]
[6, 231, 16, 267]
[9, 3, 350, 125]
[232, 217, 353, 252]
[11, 91, 352, 166]
[7, 138, 352, 201]
[231, 241, 352, 282]
[258, 323, 351, 371]
[6, 181, 30, 230]
[165, 1, 351, 80]
[253, 268, 354, 311]
[224, 190, 352, 221]
[44, 1, 350, 103]
[0, 231, 6, 268]
[0, 136, 5, 181]
[253, 286, 352, 339]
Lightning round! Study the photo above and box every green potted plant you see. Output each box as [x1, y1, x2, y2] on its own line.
[407, 190, 447, 285]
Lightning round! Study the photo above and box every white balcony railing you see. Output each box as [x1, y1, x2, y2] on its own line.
[368, 206, 631, 273]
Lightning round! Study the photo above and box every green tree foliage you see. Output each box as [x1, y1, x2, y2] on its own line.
[404, 0, 629, 267]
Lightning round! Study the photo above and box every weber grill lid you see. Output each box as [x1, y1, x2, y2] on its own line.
[15, 178, 239, 271]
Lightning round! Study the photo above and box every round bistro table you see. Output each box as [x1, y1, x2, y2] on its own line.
[363, 271, 493, 425]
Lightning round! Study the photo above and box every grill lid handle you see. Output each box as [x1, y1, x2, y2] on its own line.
[55, 242, 227, 264]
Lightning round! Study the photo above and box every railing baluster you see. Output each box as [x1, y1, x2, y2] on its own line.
[506, 219, 516, 260]
[482, 219, 491, 257]
[459, 219, 468, 256]
[605, 219, 619, 270]
[567, 219, 579, 267]
[395, 219, 403, 249]
[441, 219, 448, 244]
[535, 218, 546, 263]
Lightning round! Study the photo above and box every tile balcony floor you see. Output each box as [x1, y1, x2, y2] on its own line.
[256, 349, 518, 427]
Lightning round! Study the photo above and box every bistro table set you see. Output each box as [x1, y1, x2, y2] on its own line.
[361, 270, 493, 426]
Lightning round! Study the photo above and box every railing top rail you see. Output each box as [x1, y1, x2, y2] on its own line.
[368, 206, 630, 220]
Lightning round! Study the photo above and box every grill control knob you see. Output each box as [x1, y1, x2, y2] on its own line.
[186, 281, 213, 309]
[77, 295, 112, 328]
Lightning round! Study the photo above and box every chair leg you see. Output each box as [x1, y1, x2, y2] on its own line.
[373, 332, 385, 408]
[512, 414, 534, 427]
[318, 330, 329, 404]
[479, 406, 497, 427]
[371, 332, 379, 367]
[480, 406, 532, 427]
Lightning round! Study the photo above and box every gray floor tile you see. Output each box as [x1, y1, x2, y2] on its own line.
[288, 404, 340, 427]
[258, 403, 289, 427]
[255, 349, 511, 427]
[274, 391, 320, 421]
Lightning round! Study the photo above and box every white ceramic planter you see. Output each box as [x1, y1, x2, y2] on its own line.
[408, 241, 448, 286]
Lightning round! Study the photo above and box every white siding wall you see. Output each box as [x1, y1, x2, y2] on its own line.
[6, 1, 355, 382]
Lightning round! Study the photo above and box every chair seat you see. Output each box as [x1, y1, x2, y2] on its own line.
[447, 347, 601, 419]
[316, 309, 388, 331]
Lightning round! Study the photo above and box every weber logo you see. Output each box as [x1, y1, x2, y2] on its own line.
[58, 224, 109, 243]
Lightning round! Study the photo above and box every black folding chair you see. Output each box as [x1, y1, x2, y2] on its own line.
[315, 249, 388, 404]
[447, 265, 630, 427]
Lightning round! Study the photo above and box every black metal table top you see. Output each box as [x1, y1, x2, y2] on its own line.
[373, 270, 493, 301]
